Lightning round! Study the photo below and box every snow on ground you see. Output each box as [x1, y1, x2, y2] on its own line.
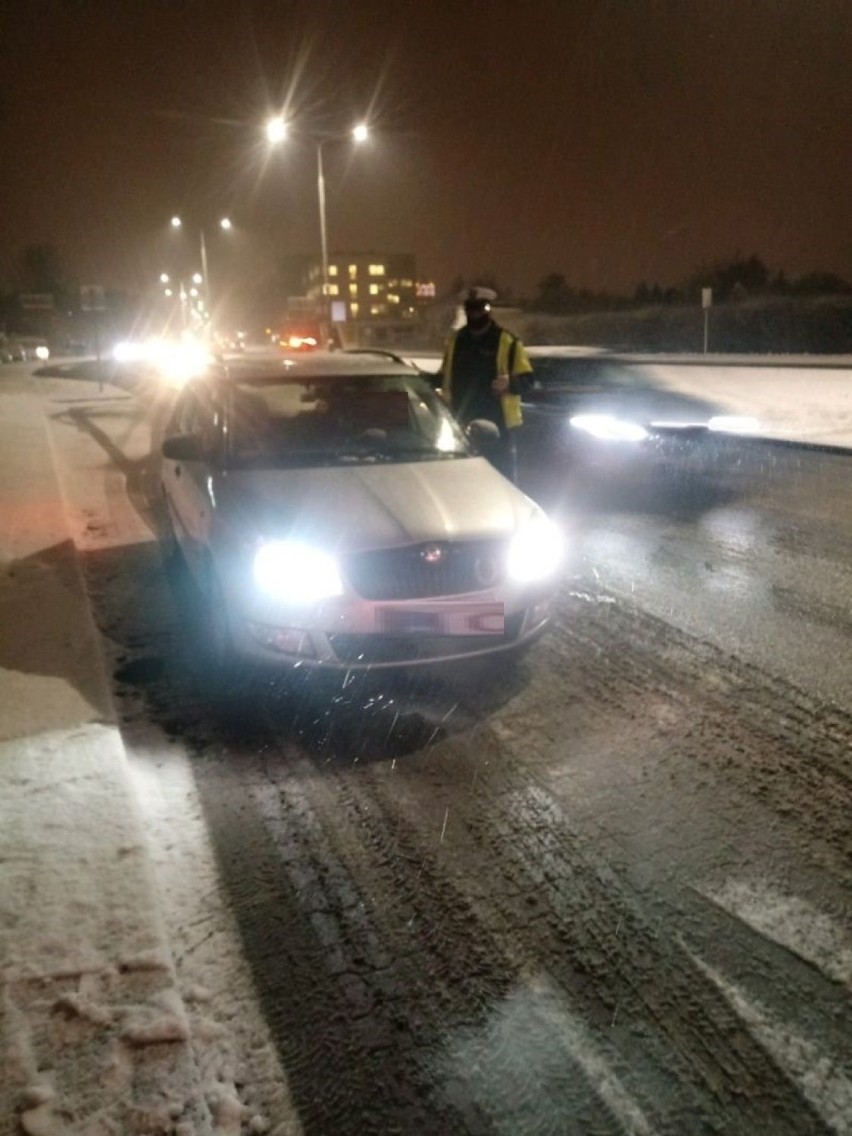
[0, 373, 296, 1135]
[639, 359, 852, 448]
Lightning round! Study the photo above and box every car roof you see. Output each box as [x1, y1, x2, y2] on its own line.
[218, 350, 420, 382]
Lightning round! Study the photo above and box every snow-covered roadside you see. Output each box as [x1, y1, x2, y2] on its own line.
[0, 377, 212, 1133]
[638, 359, 852, 448]
[0, 372, 299, 1135]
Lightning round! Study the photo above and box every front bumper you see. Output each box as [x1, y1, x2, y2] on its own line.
[229, 588, 553, 671]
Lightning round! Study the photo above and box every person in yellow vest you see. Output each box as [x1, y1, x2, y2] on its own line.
[436, 286, 533, 483]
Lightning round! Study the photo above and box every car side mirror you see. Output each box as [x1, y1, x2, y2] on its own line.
[466, 418, 501, 447]
[162, 433, 206, 462]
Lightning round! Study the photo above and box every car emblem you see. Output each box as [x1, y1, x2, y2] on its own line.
[420, 544, 445, 564]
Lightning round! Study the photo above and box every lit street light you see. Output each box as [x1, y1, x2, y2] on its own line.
[168, 216, 232, 336]
[265, 116, 370, 345]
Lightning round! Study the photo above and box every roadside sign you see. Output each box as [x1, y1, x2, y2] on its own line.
[20, 293, 54, 310]
[702, 287, 713, 309]
[81, 284, 106, 311]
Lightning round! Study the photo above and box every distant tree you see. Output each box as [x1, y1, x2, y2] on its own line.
[687, 254, 769, 301]
[790, 271, 852, 296]
[532, 273, 576, 313]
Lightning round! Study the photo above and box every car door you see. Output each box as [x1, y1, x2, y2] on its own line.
[162, 384, 220, 576]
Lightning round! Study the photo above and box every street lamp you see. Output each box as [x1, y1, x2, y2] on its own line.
[169, 216, 232, 335]
[264, 117, 370, 344]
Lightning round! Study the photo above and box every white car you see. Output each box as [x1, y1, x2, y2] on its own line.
[160, 352, 563, 678]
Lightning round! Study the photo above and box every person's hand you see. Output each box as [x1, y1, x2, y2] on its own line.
[492, 373, 510, 394]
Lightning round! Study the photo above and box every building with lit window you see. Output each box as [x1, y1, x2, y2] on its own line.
[308, 252, 418, 322]
[277, 251, 438, 347]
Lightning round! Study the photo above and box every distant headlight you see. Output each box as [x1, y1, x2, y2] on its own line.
[708, 415, 760, 434]
[253, 541, 343, 602]
[507, 515, 564, 584]
[570, 414, 648, 442]
[35, 345, 50, 361]
[152, 339, 213, 387]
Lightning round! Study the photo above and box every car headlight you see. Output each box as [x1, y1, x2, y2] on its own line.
[570, 414, 648, 442]
[507, 515, 564, 584]
[708, 415, 760, 434]
[253, 540, 343, 602]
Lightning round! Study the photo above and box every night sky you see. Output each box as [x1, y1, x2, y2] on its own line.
[3, 0, 852, 301]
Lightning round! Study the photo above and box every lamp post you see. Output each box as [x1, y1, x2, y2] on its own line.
[169, 215, 232, 337]
[265, 117, 369, 346]
[158, 273, 190, 332]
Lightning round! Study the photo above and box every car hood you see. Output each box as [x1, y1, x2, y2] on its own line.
[214, 456, 537, 551]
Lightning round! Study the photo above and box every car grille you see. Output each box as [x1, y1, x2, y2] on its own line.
[328, 613, 525, 665]
[343, 539, 508, 601]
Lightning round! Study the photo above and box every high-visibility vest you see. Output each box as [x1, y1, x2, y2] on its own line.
[442, 327, 530, 428]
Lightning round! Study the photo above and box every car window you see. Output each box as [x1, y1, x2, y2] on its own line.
[225, 374, 469, 467]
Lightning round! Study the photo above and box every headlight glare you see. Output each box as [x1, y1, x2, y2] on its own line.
[253, 541, 343, 602]
[570, 414, 648, 442]
[508, 516, 564, 583]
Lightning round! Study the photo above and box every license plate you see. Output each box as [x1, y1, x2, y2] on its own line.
[377, 604, 504, 636]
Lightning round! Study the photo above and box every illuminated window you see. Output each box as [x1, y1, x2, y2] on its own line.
[387, 293, 400, 304]
[349, 283, 358, 297]
[329, 265, 339, 277]
[369, 284, 380, 295]
[370, 303, 387, 316]
[348, 264, 358, 278]
[350, 302, 359, 317]
[401, 279, 413, 287]
[329, 284, 339, 296]
[368, 264, 386, 276]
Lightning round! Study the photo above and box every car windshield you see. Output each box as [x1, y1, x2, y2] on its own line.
[224, 372, 470, 468]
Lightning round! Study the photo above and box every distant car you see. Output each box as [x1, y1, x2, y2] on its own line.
[0, 337, 50, 362]
[521, 347, 759, 476]
[0, 340, 28, 362]
[160, 352, 563, 679]
[277, 334, 319, 352]
[215, 331, 247, 354]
